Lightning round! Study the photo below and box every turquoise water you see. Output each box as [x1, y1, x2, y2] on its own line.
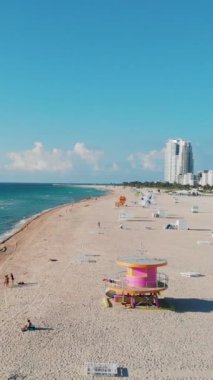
[0, 183, 106, 241]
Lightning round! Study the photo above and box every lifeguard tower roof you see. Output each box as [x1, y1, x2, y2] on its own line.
[116, 257, 167, 268]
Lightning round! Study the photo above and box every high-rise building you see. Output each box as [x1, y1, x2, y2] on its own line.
[198, 170, 213, 187]
[164, 139, 193, 183]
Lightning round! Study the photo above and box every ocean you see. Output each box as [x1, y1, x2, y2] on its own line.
[0, 183, 106, 242]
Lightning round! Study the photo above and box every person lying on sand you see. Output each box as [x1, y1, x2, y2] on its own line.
[21, 319, 35, 332]
[102, 278, 117, 283]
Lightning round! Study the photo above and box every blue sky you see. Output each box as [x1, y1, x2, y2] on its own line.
[0, 1, 213, 182]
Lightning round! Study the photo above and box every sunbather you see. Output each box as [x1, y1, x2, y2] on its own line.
[102, 278, 117, 283]
[21, 319, 35, 332]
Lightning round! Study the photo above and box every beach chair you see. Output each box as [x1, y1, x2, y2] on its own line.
[176, 219, 188, 230]
[191, 205, 199, 213]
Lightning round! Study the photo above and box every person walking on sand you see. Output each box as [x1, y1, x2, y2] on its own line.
[10, 273, 14, 286]
[97, 221, 101, 234]
[4, 275, 9, 287]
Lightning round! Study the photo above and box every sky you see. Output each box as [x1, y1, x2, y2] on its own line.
[0, 0, 213, 183]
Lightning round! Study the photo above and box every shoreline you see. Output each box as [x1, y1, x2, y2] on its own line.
[0, 185, 111, 254]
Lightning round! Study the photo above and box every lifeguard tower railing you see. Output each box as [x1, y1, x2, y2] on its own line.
[105, 272, 168, 292]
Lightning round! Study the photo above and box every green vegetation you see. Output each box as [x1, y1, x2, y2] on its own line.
[121, 181, 213, 194]
[122, 180, 208, 191]
[122, 181, 192, 190]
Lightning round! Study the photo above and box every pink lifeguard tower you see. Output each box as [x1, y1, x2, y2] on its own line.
[105, 257, 168, 308]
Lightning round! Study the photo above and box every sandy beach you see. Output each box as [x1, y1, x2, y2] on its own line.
[0, 187, 213, 379]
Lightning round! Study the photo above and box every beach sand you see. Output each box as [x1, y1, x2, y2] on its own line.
[0, 187, 213, 379]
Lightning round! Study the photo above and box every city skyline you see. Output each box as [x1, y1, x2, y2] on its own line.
[0, 1, 213, 183]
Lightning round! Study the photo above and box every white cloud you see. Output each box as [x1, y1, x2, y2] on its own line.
[4, 141, 165, 178]
[127, 149, 165, 172]
[5, 141, 105, 174]
[127, 154, 136, 169]
[6, 142, 73, 173]
[111, 162, 120, 171]
[137, 149, 165, 170]
[74, 142, 103, 162]
[73, 142, 104, 170]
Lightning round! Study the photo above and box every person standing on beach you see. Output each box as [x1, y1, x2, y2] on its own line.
[4, 275, 9, 287]
[10, 273, 14, 286]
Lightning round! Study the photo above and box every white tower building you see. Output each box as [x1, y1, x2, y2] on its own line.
[198, 170, 213, 186]
[164, 139, 193, 183]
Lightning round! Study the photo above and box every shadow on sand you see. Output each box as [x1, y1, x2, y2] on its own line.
[166, 297, 213, 313]
[8, 374, 27, 380]
[116, 367, 129, 377]
[31, 327, 53, 331]
[188, 228, 212, 231]
[165, 216, 183, 220]
[15, 282, 38, 288]
[128, 219, 154, 222]
[198, 211, 213, 214]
